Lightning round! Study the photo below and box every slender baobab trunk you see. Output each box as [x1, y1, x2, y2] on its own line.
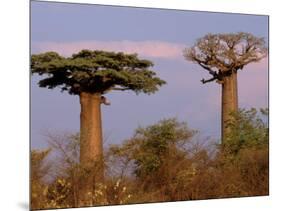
[79, 92, 104, 206]
[221, 71, 238, 143]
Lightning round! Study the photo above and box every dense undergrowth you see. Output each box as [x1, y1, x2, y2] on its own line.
[31, 108, 269, 210]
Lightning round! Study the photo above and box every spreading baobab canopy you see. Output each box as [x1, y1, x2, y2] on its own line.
[31, 50, 166, 95]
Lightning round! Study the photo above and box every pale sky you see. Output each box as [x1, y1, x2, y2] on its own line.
[31, 1, 268, 149]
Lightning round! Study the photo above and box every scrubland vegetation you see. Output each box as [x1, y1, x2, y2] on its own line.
[31, 108, 269, 210]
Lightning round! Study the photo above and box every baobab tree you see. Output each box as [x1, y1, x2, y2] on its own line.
[31, 49, 166, 206]
[183, 32, 267, 143]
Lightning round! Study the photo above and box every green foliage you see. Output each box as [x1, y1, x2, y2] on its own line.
[133, 119, 195, 177]
[31, 50, 166, 95]
[223, 108, 269, 155]
[109, 118, 196, 189]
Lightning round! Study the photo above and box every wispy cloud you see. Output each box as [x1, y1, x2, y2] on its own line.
[32, 40, 186, 59]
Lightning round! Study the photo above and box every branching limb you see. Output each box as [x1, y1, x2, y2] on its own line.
[201, 76, 217, 84]
[198, 62, 217, 76]
[191, 56, 218, 76]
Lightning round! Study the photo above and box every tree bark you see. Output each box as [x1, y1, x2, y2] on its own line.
[221, 71, 238, 143]
[79, 92, 104, 206]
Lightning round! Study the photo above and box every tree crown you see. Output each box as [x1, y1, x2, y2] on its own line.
[31, 50, 166, 95]
[109, 118, 196, 178]
[183, 32, 268, 83]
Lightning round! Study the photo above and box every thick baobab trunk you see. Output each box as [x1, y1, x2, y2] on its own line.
[221, 71, 238, 143]
[79, 92, 104, 206]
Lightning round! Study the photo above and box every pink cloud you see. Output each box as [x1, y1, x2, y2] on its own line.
[32, 40, 185, 59]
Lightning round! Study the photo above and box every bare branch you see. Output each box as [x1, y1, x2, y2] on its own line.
[201, 76, 217, 84]
[198, 62, 217, 76]
[191, 57, 218, 76]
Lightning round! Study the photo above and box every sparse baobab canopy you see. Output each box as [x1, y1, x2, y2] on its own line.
[31, 49, 166, 95]
[183, 32, 268, 84]
[183, 32, 268, 143]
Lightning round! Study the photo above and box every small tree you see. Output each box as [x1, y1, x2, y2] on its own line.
[222, 108, 269, 155]
[109, 118, 196, 194]
[46, 133, 80, 207]
[184, 32, 267, 143]
[31, 50, 166, 206]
